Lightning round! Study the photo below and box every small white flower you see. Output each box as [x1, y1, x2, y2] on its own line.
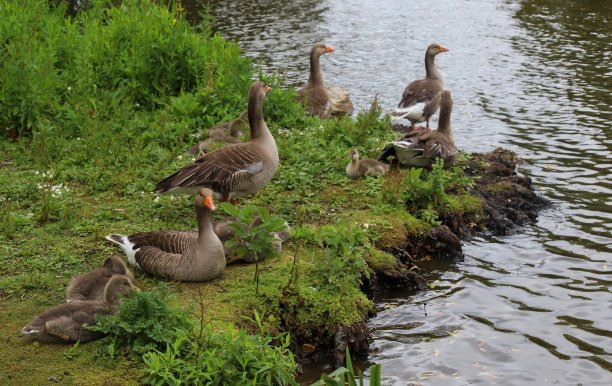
[363, 223, 370, 229]
[67, 86, 72, 91]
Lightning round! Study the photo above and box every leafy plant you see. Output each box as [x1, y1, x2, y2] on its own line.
[142, 310, 298, 386]
[90, 285, 193, 359]
[220, 203, 288, 294]
[311, 348, 381, 386]
[297, 224, 369, 294]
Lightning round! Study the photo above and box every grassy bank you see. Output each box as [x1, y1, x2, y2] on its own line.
[0, 0, 485, 384]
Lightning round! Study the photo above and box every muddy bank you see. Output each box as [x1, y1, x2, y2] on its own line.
[293, 148, 550, 366]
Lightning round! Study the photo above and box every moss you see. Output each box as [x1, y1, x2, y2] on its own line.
[283, 284, 372, 342]
[364, 248, 398, 272]
[483, 181, 515, 195]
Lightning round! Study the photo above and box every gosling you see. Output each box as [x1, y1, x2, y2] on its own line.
[66, 255, 134, 302]
[346, 148, 390, 178]
[21, 275, 138, 343]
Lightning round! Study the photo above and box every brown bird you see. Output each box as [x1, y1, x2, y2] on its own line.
[187, 110, 249, 157]
[66, 255, 134, 302]
[155, 81, 279, 202]
[392, 43, 449, 130]
[346, 149, 390, 178]
[106, 188, 226, 282]
[21, 275, 137, 343]
[379, 90, 458, 167]
[298, 43, 335, 118]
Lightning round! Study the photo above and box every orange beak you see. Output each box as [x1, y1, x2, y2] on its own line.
[204, 196, 215, 210]
[325, 46, 334, 53]
[264, 85, 271, 93]
[440, 46, 449, 53]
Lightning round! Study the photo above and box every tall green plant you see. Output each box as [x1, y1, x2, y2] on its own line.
[220, 204, 288, 294]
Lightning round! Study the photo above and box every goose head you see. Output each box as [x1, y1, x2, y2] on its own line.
[195, 188, 216, 211]
[427, 43, 449, 57]
[104, 274, 139, 305]
[312, 43, 334, 58]
[103, 255, 134, 280]
[348, 148, 360, 161]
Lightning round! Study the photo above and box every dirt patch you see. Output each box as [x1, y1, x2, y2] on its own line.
[467, 147, 550, 235]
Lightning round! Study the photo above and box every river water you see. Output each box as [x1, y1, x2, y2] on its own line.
[200, 0, 612, 384]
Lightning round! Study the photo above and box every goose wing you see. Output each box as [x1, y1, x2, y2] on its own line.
[128, 231, 198, 254]
[156, 143, 264, 194]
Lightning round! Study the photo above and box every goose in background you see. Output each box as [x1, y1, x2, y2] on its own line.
[379, 90, 458, 167]
[392, 43, 449, 131]
[298, 43, 335, 118]
[187, 110, 249, 157]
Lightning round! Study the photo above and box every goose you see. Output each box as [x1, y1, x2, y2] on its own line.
[66, 255, 134, 302]
[106, 188, 226, 282]
[21, 275, 137, 343]
[155, 81, 279, 201]
[391, 43, 449, 131]
[346, 149, 390, 178]
[379, 90, 457, 167]
[187, 110, 249, 157]
[212, 216, 291, 264]
[297, 43, 334, 118]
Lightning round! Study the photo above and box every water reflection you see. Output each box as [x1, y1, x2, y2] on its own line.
[199, 0, 612, 384]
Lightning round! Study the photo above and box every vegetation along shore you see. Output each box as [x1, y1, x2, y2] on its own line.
[0, 1, 548, 384]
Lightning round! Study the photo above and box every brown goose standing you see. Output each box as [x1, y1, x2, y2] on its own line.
[392, 43, 449, 130]
[298, 43, 334, 118]
[187, 110, 249, 157]
[156, 82, 279, 201]
[21, 275, 137, 343]
[106, 188, 226, 282]
[379, 90, 458, 167]
[66, 255, 134, 302]
[346, 149, 390, 178]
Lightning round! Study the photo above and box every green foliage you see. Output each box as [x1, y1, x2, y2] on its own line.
[311, 348, 381, 386]
[377, 159, 475, 226]
[142, 311, 298, 386]
[294, 223, 369, 294]
[90, 285, 193, 359]
[220, 204, 288, 294]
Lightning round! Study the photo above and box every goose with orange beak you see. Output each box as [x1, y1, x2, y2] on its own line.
[155, 81, 279, 202]
[106, 188, 226, 282]
[298, 43, 335, 118]
[392, 43, 449, 131]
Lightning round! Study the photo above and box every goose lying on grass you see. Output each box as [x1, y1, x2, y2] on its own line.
[106, 188, 225, 282]
[21, 275, 137, 343]
[66, 255, 134, 302]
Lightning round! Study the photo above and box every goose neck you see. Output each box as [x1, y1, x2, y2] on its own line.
[248, 98, 268, 140]
[425, 53, 442, 80]
[308, 53, 325, 85]
[196, 206, 213, 240]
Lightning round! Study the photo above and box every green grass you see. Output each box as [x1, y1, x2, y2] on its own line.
[0, 0, 486, 384]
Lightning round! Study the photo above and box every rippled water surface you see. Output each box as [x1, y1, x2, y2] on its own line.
[199, 0, 612, 384]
